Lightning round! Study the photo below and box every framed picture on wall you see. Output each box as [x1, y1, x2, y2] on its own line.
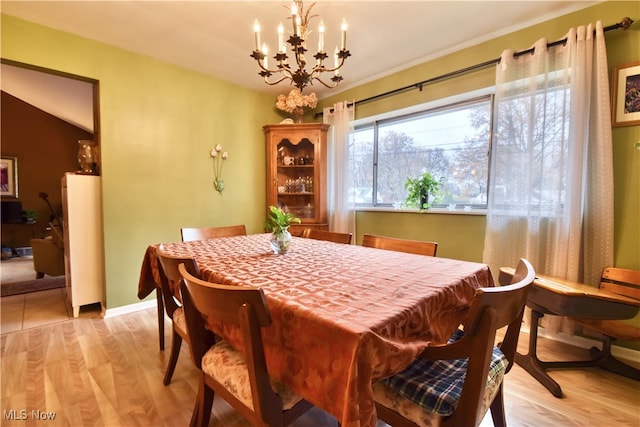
[612, 61, 640, 127]
[1, 156, 18, 198]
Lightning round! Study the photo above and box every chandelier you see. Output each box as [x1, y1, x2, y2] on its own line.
[250, 1, 350, 92]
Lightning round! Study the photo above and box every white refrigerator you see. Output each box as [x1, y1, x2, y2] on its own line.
[62, 172, 105, 317]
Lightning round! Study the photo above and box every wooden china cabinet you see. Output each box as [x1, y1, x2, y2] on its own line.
[264, 123, 330, 235]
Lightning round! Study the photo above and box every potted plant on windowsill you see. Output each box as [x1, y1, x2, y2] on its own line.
[404, 172, 444, 210]
[265, 205, 301, 254]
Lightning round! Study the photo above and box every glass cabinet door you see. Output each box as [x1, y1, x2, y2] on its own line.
[264, 123, 329, 232]
[276, 137, 316, 220]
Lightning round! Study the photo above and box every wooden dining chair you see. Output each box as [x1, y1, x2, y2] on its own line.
[570, 267, 640, 379]
[362, 234, 438, 256]
[178, 264, 313, 427]
[372, 258, 535, 427]
[301, 228, 353, 244]
[156, 245, 201, 385]
[180, 224, 247, 242]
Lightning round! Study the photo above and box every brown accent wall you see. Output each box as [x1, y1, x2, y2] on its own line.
[1, 90, 92, 249]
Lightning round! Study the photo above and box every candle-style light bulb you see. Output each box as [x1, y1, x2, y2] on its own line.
[253, 19, 261, 51]
[277, 22, 285, 53]
[262, 44, 269, 69]
[291, 3, 298, 36]
[318, 19, 325, 52]
[334, 47, 340, 76]
[341, 19, 348, 50]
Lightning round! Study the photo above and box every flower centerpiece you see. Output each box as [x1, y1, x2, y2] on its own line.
[276, 89, 318, 123]
[210, 144, 228, 195]
[404, 172, 444, 210]
[265, 205, 300, 254]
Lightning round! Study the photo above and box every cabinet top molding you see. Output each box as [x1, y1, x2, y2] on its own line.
[263, 123, 330, 131]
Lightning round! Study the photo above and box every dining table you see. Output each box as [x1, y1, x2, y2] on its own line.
[137, 233, 495, 427]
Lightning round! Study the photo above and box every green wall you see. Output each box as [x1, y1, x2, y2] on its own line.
[321, 1, 640, 271]
[2, 0, 638, 313]
[355, 211, 486, 261]
[1, 14, 281, 308]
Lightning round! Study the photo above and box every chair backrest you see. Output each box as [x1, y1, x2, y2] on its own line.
[361, 234, 438, 256]
[178, 263, 280, 421]
[600, 267, 640, 300]
[156, 244, 200, 318]
[444, 258, 534, 427]
[180, 224, 247, 242]
[301, 228, 353, 244]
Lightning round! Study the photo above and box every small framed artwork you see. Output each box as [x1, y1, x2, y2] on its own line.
[1, 156, 18, 198]
[612, 61, 640, 127]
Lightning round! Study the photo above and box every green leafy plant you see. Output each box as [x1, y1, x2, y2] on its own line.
[23, 209, 38, 224]
[265, 205, 301, 233]
[404, 172, 444, 210]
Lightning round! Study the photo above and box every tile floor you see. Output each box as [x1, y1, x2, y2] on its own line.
[1, 256, 100, 334]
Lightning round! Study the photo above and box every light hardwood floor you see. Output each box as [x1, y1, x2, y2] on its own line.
[1, 306, 639, 426]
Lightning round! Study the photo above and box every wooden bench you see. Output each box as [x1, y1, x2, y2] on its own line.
[499, 267, 640, 398]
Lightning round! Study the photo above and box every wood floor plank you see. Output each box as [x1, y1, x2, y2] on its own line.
[1, 307, 638, 426]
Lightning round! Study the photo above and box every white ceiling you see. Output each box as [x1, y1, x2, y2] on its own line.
[1, 63, 95, 132]
[1, 0, 599, 126]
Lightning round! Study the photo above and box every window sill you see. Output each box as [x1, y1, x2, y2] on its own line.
[355, 206, 487, 216]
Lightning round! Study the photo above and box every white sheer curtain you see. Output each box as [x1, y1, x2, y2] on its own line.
[483, 22, 614, 333]
[323, 101, 356, 236]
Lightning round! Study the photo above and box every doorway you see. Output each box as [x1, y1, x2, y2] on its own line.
[0, 60, 101, 328]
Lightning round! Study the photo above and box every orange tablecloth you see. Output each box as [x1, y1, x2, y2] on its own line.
[138, 234, 494, 427]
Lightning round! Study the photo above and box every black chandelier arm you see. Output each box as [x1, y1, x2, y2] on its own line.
[314, 50, 350, 74]
[263, 75, 295, 86]
[251, 48, 347, 91]
[310, 75, 341, 89]
[251, 51, 297, 76]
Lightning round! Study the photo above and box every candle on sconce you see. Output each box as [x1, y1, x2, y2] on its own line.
[341, 19, 348, 50]
[277, 22, 284, 53]
[253, 19, 261, 51]
[262, 44, 269, 68]
[334, 47, 340, 76]
[318, 19, 325, 52]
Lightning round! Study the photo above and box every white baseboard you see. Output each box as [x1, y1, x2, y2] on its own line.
[520, 324, 640, 364]
[104, 299, 156, 318]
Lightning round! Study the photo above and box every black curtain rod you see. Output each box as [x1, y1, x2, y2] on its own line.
[315, 17, 633, 119]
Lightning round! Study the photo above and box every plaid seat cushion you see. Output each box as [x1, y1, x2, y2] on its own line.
[379, 329, 508, 417]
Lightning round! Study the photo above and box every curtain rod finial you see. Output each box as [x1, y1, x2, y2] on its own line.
[620, 17, 633, 30]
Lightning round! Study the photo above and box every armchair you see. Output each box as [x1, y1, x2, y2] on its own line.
[30, 223, 65, 279]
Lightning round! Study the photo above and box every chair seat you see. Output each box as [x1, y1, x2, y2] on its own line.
[173, 307, 186, 333]
[202, 340, 303, 411]
[373, 329, 508, 427]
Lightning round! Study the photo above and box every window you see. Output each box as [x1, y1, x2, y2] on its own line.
[351, 95, 493, 209]
[490, 81, 569, 213]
